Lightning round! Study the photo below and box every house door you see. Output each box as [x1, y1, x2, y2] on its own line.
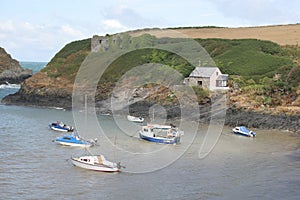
[197, 81, 202, 86]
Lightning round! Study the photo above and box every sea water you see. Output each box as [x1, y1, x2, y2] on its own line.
[0, 63, 299, 200]
[19, 61, 47, 74]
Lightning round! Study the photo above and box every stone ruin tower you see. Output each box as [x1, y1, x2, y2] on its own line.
[91, 35, 109, 52]
[91, 34, 126, 52]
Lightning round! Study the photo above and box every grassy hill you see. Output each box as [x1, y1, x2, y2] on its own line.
[42, 36, 297, 84]
[42, 38, 91, 80]
[38, 26, 299, 113]
[197, 39, 294, 80]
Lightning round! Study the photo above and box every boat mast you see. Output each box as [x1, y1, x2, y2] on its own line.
[152, 107, 154, 122]
[114, 135, 117, 163]
[85, 94, 87, 134]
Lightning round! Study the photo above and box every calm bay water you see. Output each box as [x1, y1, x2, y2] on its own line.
[0, 62, 299, 199]
[0, 88, 299, 200]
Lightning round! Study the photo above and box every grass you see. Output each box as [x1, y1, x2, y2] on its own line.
[40, 35, 299, 107]
[43, 36, 296, 84]
[42, 38, 91, 80]
[197, 39, 294, 80]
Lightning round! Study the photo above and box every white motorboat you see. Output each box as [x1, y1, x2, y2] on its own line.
[127, 115, 144, 123]
[232, 126, 256, 137]
[71, 154, 120, 172]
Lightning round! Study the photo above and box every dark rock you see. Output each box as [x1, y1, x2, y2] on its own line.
[0, 47, 33, 84]
[2, 91, 72, 110]
[225, 107, 300, 133]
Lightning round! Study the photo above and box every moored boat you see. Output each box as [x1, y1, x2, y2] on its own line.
[71, 154, 120, 172]
[54, 133, 97, 147]
[232, 126, 256, 137]
[127, 115, 144, 123]
[139, 123, 184, 144]
[49, 121, 74, 132]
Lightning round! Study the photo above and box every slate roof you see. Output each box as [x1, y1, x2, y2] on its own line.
[216, 74, 228, 81]
[189, 67, 219, 78]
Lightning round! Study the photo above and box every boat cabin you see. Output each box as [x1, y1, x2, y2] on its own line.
[78, 156, 95, 165]
[141, 125, 177, 138]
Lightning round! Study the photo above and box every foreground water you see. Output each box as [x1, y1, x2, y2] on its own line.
[0, 86, 299, 200]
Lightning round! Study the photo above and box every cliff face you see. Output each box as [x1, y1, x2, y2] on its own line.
[2, 71, 73, 109]
[0, 47, 33, 84]
[1, 39, 91, 108]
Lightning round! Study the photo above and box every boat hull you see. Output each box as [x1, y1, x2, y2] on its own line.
[55, 140, 92, 147]
[139, 132, 180, 144]
[71, 157, 119, 172]
[50, 126, 70, 132]
[232, 131, 253, 137]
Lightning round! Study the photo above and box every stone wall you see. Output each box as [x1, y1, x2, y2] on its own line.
[185, 77, 210, 89]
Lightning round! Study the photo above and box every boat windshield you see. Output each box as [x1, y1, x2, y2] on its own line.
[240, 126, 249, 133]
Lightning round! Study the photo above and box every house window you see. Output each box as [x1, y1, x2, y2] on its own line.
[216, 80, 227, 87]
[216, 72, 219, 76]
[197, 81, 202, 86]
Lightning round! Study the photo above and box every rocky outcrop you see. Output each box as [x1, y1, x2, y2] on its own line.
[225, 106, 300, 133]
[97, 96, 299, 133]
[0, 47, 33, 84]
[2, 72, 73, 109]
[3, 74, 299, 132]
[3, 70, 299, 132]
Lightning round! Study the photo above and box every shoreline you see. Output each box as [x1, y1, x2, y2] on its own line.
[2, 94, 299, 133]
[224, 107, 300, 133]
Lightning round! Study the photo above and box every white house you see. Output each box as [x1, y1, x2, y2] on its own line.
[184, 67, 229, 90]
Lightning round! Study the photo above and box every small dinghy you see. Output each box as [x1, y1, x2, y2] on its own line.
[49, 121, 74, 132]
[71, 154, 121, 172]
[127, 115, 144, 123]
[232, 126, 256, 137]
[54, 133, 97, 147]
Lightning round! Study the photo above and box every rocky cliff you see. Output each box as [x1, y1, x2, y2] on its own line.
[2, 71, 73, 109]
[0, 47, 33, 84]
[1, 39, 90, 108]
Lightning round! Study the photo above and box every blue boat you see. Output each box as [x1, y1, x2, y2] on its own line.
[232, 126, 256, 137]
[139, 124, 184, 144]
[54, 133, 97, 147]
[49, 121, 74, 132]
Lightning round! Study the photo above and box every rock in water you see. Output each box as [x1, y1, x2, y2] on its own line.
[0, 47, 33, 84]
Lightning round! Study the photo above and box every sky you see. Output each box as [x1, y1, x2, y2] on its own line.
[0, 0, 299, 62]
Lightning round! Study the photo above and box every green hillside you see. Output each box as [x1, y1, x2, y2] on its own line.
[40, 35, 299, 109]
[41, 38, 91, 80]
[42, 36, 296, 83]
[197, 39, 294, 80]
